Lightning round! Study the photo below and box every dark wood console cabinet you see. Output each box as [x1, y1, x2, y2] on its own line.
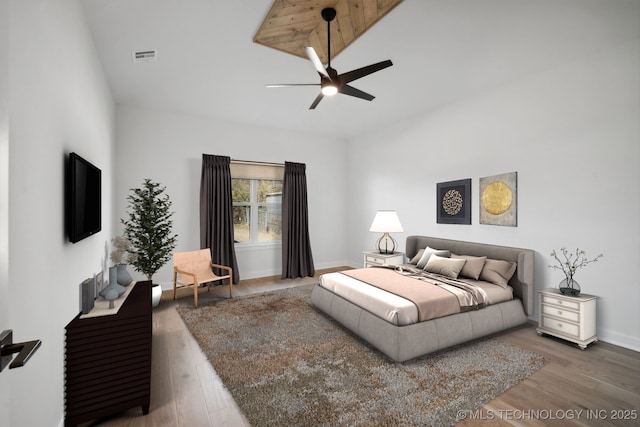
[64, 281, 152, 426]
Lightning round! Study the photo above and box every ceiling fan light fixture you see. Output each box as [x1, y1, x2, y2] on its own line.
[321, 85, 338, 96]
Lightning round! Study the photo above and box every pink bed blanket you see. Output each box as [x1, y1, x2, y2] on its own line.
[341, 267, 487, 322]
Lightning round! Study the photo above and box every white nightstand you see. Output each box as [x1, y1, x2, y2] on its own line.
[363, 251, 404, 268]
[536, 288, 598, 349]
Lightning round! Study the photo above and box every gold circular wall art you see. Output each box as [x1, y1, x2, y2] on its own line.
[442, 189, 463, 215]
[482, 181, 512, 215]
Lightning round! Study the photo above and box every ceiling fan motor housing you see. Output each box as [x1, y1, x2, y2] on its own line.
[322, 8, 337, 22]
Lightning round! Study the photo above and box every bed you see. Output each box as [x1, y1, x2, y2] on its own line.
[311, 236, 534, 362]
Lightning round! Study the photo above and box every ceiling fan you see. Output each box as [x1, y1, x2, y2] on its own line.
[266, 7, 393, 109]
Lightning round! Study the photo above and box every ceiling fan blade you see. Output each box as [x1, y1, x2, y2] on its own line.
[266, 83, 320, 88]
[339, 60, 393, 84]
[305, 47, 330, 79]
[339, 85, 375, 101]
[309, 93, 324, 110]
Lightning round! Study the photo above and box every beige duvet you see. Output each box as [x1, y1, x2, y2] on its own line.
[319, 267, 513, 326]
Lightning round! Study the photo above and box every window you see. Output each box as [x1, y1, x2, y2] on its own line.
[232, 177, 282, 245]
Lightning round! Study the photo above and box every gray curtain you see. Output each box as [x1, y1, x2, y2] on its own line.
[200, 154, 239, 284]
[281, 161, 315, 278]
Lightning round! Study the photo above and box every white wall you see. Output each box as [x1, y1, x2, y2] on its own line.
[114, 106, 348, 287]
[6, 1, 114, 426]
[0, 0, 10, 419]
[347, 31, 640, 350]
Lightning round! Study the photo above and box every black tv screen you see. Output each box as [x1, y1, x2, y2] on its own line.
[68, 152, 101, 243]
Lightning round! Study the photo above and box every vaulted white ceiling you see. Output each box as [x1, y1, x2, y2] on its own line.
[80, 0, 636, 140]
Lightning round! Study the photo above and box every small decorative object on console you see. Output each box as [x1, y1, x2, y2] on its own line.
[80, 277, 95, 314]
[110, 236, 137, 286]
[549, 247, 603, 296]
[99, 266, 126, 308]
[116, 264, 133, 286]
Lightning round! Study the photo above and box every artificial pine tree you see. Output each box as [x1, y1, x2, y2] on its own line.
[122, 178, 178, 281]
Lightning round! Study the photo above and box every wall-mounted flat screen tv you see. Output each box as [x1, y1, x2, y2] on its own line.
[68, 152, 101, 243]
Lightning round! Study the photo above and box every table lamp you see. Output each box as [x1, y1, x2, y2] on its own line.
[369, 210, 403, 254]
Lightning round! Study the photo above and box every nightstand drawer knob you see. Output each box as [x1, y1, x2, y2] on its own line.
[557, 323, 562, 328]
[558, 301, 563, 305]
[558, 311, 563, 315]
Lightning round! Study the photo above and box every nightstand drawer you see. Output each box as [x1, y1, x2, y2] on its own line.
[541, 316, 579, 338]
[366, 255, 387, 265]
[541, 294, 580, 311]
[542, 304, 580, 322]
[363, 251, 404, 268]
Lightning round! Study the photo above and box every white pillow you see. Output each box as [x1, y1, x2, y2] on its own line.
[425, 254, 466, 279]
[416, 247, 451, 269]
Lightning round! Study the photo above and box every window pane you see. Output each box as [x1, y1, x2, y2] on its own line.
[232, 178, 250, 203]
[257, 180, 282, 203]
[233, 205, 250, 243]
[231, 178, 282, 244]
[258, 204, 281, 242]
[258, 180, 282, 242]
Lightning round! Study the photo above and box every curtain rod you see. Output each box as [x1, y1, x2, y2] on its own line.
[231, 159, 284, 167]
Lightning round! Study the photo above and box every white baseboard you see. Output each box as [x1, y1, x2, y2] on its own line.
[597, 328, 640, 352]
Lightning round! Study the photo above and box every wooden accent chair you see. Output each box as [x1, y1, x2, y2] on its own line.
[172, 249, 233, 307]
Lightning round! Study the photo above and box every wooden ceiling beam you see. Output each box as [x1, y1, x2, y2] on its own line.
[254, 0, 403, 62]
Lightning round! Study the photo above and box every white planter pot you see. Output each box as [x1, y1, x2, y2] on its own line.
[152, 284, 162, 308]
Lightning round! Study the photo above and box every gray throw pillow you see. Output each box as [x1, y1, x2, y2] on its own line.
[451, 254, 487, 280]
[479, 258, 517, 288]
[409, 249, 425, 265]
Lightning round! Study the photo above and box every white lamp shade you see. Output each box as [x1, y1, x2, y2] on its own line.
[369, 211, 403, 233]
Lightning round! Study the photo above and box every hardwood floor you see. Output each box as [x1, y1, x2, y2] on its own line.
[459, 328, 640, 427]
[78, 271, 639, 427]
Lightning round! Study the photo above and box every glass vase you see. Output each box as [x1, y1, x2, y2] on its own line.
[559, 277, 581, 296]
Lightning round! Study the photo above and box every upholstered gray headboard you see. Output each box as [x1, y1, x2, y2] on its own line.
[405, 236, 535, 316]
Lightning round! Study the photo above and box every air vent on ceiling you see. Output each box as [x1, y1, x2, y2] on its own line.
[132, 50, 157, 63]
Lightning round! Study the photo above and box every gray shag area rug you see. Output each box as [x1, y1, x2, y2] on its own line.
[177, 284, 544, 427]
